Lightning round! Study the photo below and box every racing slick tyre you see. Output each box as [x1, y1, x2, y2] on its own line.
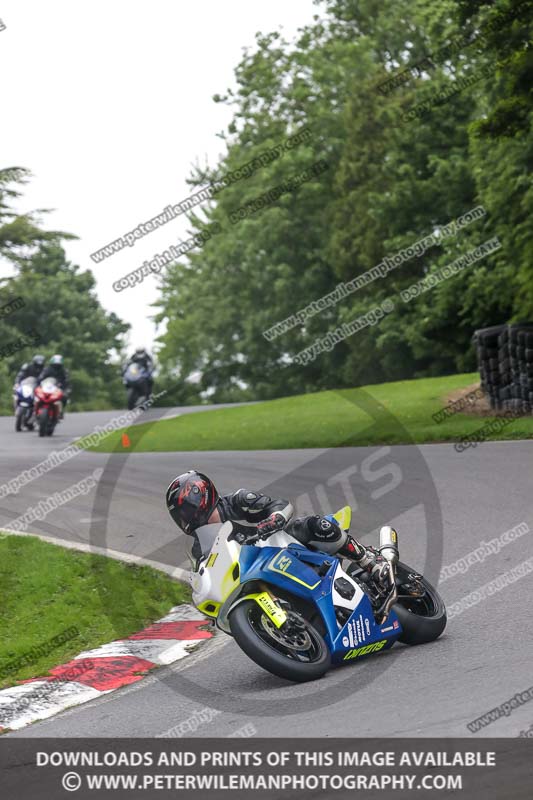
[229, 599, 331, 683]
[393, 562, 447, 645]
[15, 407, 24, 432]
[38, 409, 48, 437]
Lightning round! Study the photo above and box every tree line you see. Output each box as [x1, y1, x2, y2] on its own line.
[154, 0, 532, 401]
[2, 0, 531, 409]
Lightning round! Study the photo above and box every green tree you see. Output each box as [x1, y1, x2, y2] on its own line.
[0, 167, 74, 259]
[0, 244, 129, 410]
[0, 168, 129, 411]
[155, 0, 530, 399]
[454, 0, 533, 320]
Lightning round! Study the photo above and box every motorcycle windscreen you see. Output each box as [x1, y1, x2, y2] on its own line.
[21, 381, 35, 398]
[124, 364, 142, 381]
[41, 378, 58, 392]
[195, 523, 222, 556]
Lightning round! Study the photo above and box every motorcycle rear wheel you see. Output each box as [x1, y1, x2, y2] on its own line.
[229, 600, 331, 683]
[393, 561, 447, 645]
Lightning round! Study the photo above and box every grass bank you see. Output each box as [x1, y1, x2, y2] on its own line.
[77, 373, 533, 452]
[0, 534, 189, 689]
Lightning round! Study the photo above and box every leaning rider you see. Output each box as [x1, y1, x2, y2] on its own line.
[165, 470, 392, 594]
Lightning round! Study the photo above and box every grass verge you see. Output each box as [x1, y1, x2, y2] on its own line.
[77, 373, 533, 452]
[0, 534, 190, 689]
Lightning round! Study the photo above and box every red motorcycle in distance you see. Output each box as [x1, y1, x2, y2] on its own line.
[34, 378, 64, 437]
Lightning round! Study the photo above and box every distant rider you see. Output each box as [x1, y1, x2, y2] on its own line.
[165, 470, 393, 595]
[13, 354, 45, 410]
[15, 353, 45, 384]
[123, 347, 154, 395]
[39, 354, 70, 417]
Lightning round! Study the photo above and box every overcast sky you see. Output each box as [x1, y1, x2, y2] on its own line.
[1, 0, 318, 355]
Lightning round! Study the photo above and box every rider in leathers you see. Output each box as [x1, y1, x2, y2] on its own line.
[166, 470, 392, 593]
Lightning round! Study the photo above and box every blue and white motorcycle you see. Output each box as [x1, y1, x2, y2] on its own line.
[14, 376, 37, 432]
[192, 507, 446, 682]
[123, 363, 152, 410]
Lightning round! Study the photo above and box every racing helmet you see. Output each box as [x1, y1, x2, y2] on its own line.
[50, 354, 63, 365]
[32, 354, 45, 368]
[165, 471, 219, 534]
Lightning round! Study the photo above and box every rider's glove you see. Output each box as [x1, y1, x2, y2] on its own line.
[256, 512, 287, 537]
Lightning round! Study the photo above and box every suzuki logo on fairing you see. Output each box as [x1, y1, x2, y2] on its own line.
[343, 640, 387, 660]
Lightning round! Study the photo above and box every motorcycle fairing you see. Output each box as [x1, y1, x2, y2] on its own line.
[233, 543, 402, 663]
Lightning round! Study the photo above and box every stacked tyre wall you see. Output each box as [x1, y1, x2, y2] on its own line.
[474, 323, 533, 412]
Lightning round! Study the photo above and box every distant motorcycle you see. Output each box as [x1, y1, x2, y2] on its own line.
[123, 363, 152, 410]
[34, 378, 64, 437]
[14, 377, 37, 432]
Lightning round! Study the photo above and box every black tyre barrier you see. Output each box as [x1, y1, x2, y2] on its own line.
[473, 322, 533, 416]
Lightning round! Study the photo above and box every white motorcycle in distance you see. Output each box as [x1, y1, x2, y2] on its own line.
[14, 376, 37, 431]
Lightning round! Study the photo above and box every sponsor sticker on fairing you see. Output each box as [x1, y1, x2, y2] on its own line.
[381, 619, 400, 634]
[343, 620, 359, 648]
[348, 623, 355, 647]
[351, 621, 359, 646]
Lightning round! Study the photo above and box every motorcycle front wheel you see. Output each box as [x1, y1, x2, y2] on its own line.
[15, 407, 24, 432]
[127, 387, 137, 410]
[229, 600, 331, 683]
[38, 408, 48, 437]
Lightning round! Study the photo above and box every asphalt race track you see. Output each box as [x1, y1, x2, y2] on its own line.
[1, 407, 532, 739]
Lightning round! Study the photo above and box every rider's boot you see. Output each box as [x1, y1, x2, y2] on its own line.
[339, 536, 393, 594]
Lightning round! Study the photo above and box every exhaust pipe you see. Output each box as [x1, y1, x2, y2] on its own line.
[379, 526, 399, 565]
